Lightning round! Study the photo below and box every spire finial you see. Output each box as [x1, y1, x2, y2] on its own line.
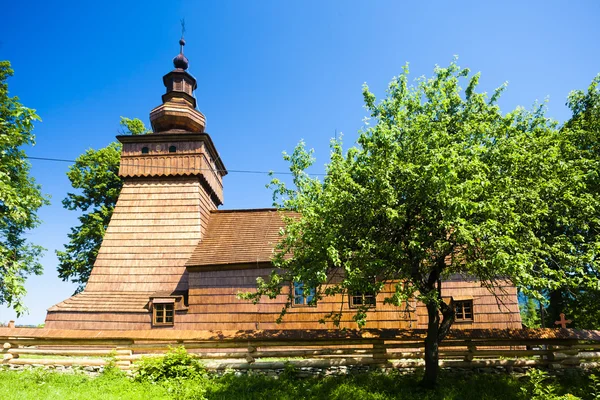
[173, 19, 189, 70]
[179, 19, 186, 52]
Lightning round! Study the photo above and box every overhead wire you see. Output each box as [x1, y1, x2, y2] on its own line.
[24, 156, 327, 177]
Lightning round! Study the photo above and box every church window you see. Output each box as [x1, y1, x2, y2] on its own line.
[293, 282, 316, 306]
[454, 300, 473, 321]
[169, 145, 177, 153]
[141, 147, 149, 154]
[349, 291, 376, 308]
[153, 303, 174, 326]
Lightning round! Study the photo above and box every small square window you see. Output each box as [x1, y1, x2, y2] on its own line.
[169, 146, 177, 153]
[141, 147, 149, 154]
[454, 300, 473, 321]
[350, 292, 376, 308]
[153, 303, 174, 326]
[293, 282, 316, 306]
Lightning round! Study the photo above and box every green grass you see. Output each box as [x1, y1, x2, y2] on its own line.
[0, 368, 595, 400]
[0, 368, 171, 400]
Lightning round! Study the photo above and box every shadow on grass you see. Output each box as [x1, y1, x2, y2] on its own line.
[205, 371, 527, 400]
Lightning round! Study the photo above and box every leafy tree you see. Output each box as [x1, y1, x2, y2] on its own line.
[545, 74, 600, 329]
[0, 61, 49, 315]
[520, 297, 541, 328]
[56, 117, 149, 292]
[243, 61, 595, 387]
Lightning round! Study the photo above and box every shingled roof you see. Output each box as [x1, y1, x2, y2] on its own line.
[186, 209, 296, 267]
[47, 291, 151, 313]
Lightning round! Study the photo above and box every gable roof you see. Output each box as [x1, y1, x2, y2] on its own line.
[186, 209, 296, 268]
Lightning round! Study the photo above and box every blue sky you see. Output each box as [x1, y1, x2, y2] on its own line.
[1, 0, 599, 325]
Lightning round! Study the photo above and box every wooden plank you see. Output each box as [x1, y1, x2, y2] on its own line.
[9, 358, 107, 366]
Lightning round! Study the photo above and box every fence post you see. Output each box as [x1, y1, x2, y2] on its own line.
[464, 342, 475, 362]
[2, 343, 12, 362]
[246, 343, 256, 363]
[115, 348, 133, 371]
[372, 340, 387, 366]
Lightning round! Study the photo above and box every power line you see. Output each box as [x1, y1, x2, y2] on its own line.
[25, 156, 326, 177]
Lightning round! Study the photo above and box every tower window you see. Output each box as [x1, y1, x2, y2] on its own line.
[141, 147, 149, 154]
[169, 145, 177, 153]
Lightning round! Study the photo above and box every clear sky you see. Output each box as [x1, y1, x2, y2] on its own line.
[1, 0, 599, 325]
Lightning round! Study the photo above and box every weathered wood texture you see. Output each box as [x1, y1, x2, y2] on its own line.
[46, 177, 217, 328]
[119, 135, 224, 204]
[181, 267, 521, 330]
[85, 178, 213, 293]
[416, 278, 522, 329]
[186, 209, 295, 267]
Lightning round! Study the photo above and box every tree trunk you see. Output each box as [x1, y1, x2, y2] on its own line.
[422, 301, 440, 388]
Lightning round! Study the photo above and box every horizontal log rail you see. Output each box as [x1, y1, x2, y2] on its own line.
[1, 327, 600, 372]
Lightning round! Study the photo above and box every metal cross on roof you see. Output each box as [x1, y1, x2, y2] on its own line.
[554, 312, 572, 328]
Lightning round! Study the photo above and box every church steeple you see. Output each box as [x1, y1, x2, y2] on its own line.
[149, 36, 206, 133]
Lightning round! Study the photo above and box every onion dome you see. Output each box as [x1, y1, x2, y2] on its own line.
[173, 38, 189, 70]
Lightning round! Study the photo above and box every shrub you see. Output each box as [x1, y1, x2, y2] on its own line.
[521, 369, 581, 400]
[133, 346, 206, 383]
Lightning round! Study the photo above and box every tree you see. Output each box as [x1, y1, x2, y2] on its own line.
[545, 74, 600, 329]
[0, 61, 49, 316]
[56, 117, 149, 292]
[520, 297, 541, 328]
[243, 61, 595, 387]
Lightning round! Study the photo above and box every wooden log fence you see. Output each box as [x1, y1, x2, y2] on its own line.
[1, 326, 600, 372]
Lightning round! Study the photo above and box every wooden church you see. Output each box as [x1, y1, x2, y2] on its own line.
[45, 39, 522, 331]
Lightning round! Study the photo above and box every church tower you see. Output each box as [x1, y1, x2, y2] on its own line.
[46, 38, 227, 329]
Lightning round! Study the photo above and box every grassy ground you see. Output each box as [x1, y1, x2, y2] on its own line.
[0, 368, 596, 400]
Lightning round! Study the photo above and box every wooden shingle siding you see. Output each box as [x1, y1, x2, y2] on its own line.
[83, 177, 213, 293]
[183, 267, 418, 330]
[45, 176, 217, 329]
[119, 139, 224, 204]
[415, 279, 522, 330]
[186, 209, 295, 267]
[181, 268, 520, 331]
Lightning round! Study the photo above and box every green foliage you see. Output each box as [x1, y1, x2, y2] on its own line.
[520, 297, 541, 328]
[2, 367, 599, 400]
[133, 346, 208, 399]
[521, 369, 581, 400]
[244, 60, 598, 387]
[118, 117, 151, 136]
[589, 374, 600, 400]
[56, 117, 148, 291]
[0, 60, 49, 316]
[133, 346, 206, 383]
[546, 74, 600, 329]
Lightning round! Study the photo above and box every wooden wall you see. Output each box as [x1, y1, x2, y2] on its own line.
[83, 177, 215, 293]
[46, 177, 216, 329]
[47, 263, 521, 330]
[415, 279, 522, 329]
[179, 267, 521, 331]
[119, 141, 223, 204]
[179, 267, 415, 330]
